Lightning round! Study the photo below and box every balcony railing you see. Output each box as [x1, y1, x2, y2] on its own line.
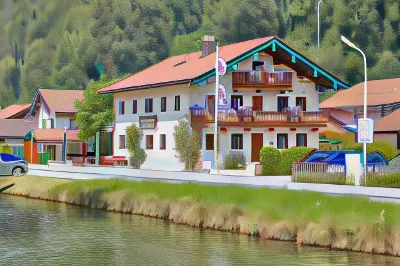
[190, 107, 328, 125]
[232, 71, 293, 87]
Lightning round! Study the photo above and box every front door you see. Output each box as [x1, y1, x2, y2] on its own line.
[251, 133, 263, 162]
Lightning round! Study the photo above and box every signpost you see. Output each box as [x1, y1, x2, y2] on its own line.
[357, 118, 374, 143]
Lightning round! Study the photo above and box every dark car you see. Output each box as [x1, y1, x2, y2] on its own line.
[0, 153, 28, 176]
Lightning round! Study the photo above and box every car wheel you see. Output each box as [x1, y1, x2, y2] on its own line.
[12, 167, 23, 177]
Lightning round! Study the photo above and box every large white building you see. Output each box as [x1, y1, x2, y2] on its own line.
[98, 36, 349, 171]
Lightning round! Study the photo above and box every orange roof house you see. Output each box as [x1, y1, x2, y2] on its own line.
[98, 36, 349, 94]
[0, 104, 31, 119]
[374, 108, 400, 149]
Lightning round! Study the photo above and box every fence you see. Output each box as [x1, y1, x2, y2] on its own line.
[292, 162, 346, 185]
[363, 163, 400, 188]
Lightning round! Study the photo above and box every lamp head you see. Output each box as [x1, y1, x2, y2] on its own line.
[341, 36, 356, 49]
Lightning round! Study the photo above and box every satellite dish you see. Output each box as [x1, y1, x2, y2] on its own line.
[342, 125, 357, 133]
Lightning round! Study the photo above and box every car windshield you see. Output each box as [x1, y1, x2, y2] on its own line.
[0, 154, 23, 162]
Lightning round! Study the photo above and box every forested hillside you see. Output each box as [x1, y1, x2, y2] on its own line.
[0, 0, 399, 108]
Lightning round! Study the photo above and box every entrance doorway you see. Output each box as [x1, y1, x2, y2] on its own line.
[251, 133, 263, 162]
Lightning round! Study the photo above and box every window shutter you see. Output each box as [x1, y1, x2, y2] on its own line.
[42, 119, 46, 129]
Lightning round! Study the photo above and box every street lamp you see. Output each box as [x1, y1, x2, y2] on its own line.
[214, 41, 219, 170]
[317, 0, 323, 50]
[341, 35, 368, 183]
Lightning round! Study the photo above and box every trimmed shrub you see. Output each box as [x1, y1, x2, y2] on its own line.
[223, 151, 246, 170]
[277, 147, 314, 175]
[260, 146, 281, 175]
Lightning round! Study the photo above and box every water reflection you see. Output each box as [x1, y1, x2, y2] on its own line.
[1, 195, 400, 266]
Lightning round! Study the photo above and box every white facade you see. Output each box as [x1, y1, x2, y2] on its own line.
[113, 53, 324, 170]
[37, 101, 75, 129]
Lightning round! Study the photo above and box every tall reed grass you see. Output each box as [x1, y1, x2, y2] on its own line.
[2, 176, 400, 256]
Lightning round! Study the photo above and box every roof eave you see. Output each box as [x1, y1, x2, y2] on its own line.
[98, 79, 191, 95]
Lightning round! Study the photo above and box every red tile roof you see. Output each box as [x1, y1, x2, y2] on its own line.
[0, 119, 37, 138]
[33, 129, 82, 142]
[321, 78, 400, 108]
[375, 108, 400, 132]
[98, 36, 275, 94]
[0, 104, 31, 119]
[39, 89, 84, 113]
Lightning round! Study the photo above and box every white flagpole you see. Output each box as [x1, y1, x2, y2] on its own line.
[214, 42, 219, 170]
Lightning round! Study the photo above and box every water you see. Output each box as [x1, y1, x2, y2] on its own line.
[1, 195, 400, 266]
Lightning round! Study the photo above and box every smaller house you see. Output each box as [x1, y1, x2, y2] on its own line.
[0, 104, 31, 119]
[374, 108, 400, 150]
[0, 119, 37, 156]
[23, 89, 87, 164]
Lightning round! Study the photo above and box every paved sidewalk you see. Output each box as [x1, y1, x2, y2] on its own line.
[28, 164, 400, 203]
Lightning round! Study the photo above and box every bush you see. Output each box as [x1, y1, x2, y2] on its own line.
[342, 140, 397, 160]
[260, 146, 281, 175]
[277, 147, 314, 175]
[223, 151, 246, 170]
[126, 123, 146, 169]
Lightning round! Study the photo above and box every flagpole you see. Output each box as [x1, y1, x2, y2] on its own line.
[214, 42, 219, 170]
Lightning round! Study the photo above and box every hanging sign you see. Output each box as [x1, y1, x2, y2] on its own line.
[218, 58, 227, 76]
[218, 84, 228, 106]
[139, 115, 157, 129]
[357, 118, 374, 143]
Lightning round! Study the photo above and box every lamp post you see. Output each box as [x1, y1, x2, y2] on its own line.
[341, 35, 368, 184]
[317, 0, 323, 50]
[214, 41, 219, 170]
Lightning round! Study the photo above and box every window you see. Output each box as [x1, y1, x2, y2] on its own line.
[231, 95, 243, 111]
[50, 119, 54, 129]
[252, 96, 263, 111]
[295, 97, 307, 111]
[277, 96, 289, 112]
[42, 119, 46, 129]
[231, 134, 243, 150]
[145, 98, 153, 113]
[207, 95, 215, 115]
[296, 133, 307, 147]
[146, 135, 153, 149]
[174, 95, 180, 111]
[205, 134, 214, 150]
[118, 101, 125, 115]
[119, 135, 126, 149]
[37, 143, 47, 153]
[161, 97, 167, 112]
[160, 134, 166, 150]
[132, 100, 137, 114]
[277, 134, 288, 149]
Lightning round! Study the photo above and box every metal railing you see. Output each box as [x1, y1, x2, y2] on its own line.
[292, 162, 346, 184]
[232, 71, 293, 86]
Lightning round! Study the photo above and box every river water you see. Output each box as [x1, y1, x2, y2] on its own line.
[1, 195, 400, 266]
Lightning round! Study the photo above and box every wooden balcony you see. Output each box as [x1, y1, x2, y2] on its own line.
[232, 71, 293, 88]
[190, 107, 328, 127]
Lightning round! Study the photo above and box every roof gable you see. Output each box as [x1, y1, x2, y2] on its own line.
[0, 104, 31, 119]
[375, 108, 400, 132]
[98, 36, 349, 94]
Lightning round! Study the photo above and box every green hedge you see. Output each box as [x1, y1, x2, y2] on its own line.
[365, 172, 400, 188]
[260, 146, 281, 175]
[277, 147, 314, 175]
[223, 151, 246, 170]
[342, 140, 396, 160]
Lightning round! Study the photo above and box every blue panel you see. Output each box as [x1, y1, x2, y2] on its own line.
[253, 53, 259, 61]
[314, 69, 318, 77]
[291, 55, 296, 63]
[272, 42, 276, 52]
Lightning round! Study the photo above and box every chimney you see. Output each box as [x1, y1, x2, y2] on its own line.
[202, 35, 216, 57]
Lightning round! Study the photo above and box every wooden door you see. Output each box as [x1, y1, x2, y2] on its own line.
[251, 133, 263, 162]
[207, 95, 215, 115]
[252, 95, 263, 111]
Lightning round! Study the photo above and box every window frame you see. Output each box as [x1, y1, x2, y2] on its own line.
[132, 100, 137, 114]
[161, 97, 167, 112]
[231, 133, 243, 150]
[295, 96, 307, 112]
[277, 133, 288, 149]
[231, 95, 243, 111]
[119, 135, 126, 149]
[160, 134, 166, 150]
[145, 98, 153, 113]
[296, 133, 308, 147]
[205, 134, 214, 151]
[174, 95, 180, 111]
[118, 101, 125, 115]
[146, 135, 154, 150]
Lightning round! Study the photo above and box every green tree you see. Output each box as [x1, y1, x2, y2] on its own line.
[126, 123, 147, 169]
[174, 118, 202, 171]
[74, 76, 115, 140]
[369, 51, 400, 80]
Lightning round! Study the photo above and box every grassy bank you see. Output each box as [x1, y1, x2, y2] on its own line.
[1, 175, 400, 256]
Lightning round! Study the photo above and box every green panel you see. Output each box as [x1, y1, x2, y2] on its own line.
[39, 153, 49, 165]
[42, 119, 46, 129]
